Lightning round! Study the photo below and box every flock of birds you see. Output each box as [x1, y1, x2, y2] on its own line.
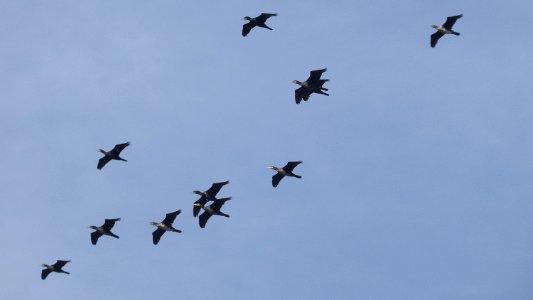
[41, 11, 463, 280]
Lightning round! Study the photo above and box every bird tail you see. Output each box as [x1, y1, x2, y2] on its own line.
[321, 87, 328, 91]
[452, 31, 460, 36]
[293, 175, 302, 179]
[111, 233, 120, 239]
[62, 271, 70, 275]
[174, 229, 182, 233]
[221, 213, 230, 218]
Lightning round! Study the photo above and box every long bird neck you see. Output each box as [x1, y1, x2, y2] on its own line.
[193, 190, 205, 196]
[89, 225, 98, 230]
[98, 149, 107, 155]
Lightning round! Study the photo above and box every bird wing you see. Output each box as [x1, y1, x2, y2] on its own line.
[152, 228, 165, 245]
[41, 269, 52, 280]
[199, 211, 212, 228]
[210, 198, 229, 211]
[307, 69, 327, 84]
[242, 22, 255, 37]
[162, 209, 181, 226]
[295, 87, 312, 104]
[255, 13, 277, 23]
[430, 31, 444, 48]
[91, 231, 103, 245]
[102, 218, 120, 231]
[272, 173, 284, 187]
[206, 181, 229, 197]
[283, 161, 302, 172]
[110, 142, 130, 155]
[97, 156, 111, 170]
[53, 260, 70, 269]
[193, 196, 208, 217]
[443, 14, 462, 30]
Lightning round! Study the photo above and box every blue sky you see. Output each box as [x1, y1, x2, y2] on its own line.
[1, 0, 533, 299]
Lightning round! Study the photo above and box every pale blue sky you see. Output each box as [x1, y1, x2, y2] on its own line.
[1, 1, 533, 299]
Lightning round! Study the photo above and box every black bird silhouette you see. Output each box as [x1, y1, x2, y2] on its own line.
[150, 210, 182, 245]
[293, 69, 329, 104]
[267, 161, 302, 187]
[41, 260, 70, 280]
[242, 13, 277, 37]
[97, 142, 130, 170]
[194, 198, 231, 228]
[89, 218, 121, 245]
[431, 15, 463, 48]
[192, 181, 231, 217]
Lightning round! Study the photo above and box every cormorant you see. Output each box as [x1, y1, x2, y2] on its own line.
[192, 181, 231, 217]
[41, 260, 70, 280]
[293, 69, 329, 104]
[150, 210, 182, 245]
[97, 142, 130, 170]
[242, 13, 277, 37]
[193, 199, 230, 228]
[267, 161, 302, 187]
[431, 14, 462, 48]
[89, 218, 120, 245]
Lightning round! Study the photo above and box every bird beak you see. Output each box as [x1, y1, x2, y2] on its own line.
[193, 203, 201, 207]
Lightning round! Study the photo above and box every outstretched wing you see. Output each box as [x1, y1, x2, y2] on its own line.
[272, 173, 284, 187]
[283, 161, 302, 172]
[91, 231, 102, 245]
[443, 14, 462, 30]
[210, 199, 229, 212]
[53, 260, 70, 269]
[307, 69, 327, 84]
[152, 228, 165, 245]
[102, 218, 120, 231]
[242, 22, 255, 37]
[199, 211, 212, 228]
[255, 13, 277, 23]
[206, 181, 229, 197]
[162, 210, 181, 226]
[295, 87, 312, 104]
[430, 31, 444, 48]
[110, 142, 130, 156]
[41, 269, 52, 280]
[97, 156, 111, 170]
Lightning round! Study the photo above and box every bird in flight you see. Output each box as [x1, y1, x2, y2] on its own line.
[268, 161, 303, 187]
[41, 260, 70, 280]
[150, 210, 182, 245]
[89, 218, 121, 245]
[431, 14, 463, 48]
[97, 142, 130, 170]
[242, 13, 277, 37]
[293, 69, 329, 104]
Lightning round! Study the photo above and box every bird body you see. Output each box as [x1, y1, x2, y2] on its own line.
[97, 142, 130, 170]
[242, 13, 277, 36]
[293, 69, 329, 104]
[430, 14, 462, 48]
[268, 161, 302, 187]
[150, 210, 182, 245]
[41, 260, 70, 280]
